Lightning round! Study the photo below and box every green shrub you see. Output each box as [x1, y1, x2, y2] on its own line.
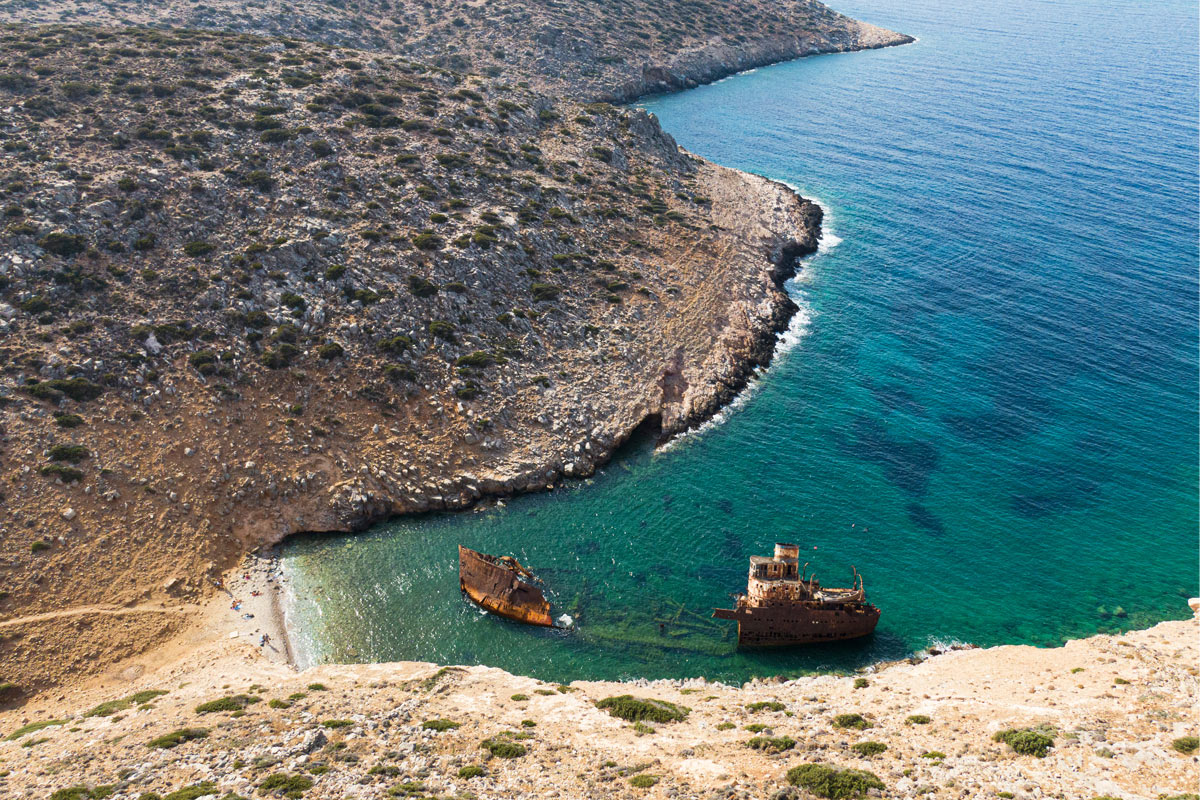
[530, 283, 560, 301]
[258, 773, 313, 797]
[195, 694, 260, 714]
[39, 232, 87, 257]
[920, 751, 945, 759]
[261, 343, 299, 369]
[6, 719, 67, 740]
[317, 342, 343, 359]
[480, 737, 526, 758]
[268, 699, 290, 709]
[39, 464, 83, 482]
[30, 539, 52, 552]
[30, 378, 103, 401]
[309, 140, 334, 157]
[992, 728, 1055, 758]
[162, 783, 217, 800]
[412, 232, 442, 251]
[1172, 735, 1199, 754]
[56, 413, 88, 429]
[510, 694, 529, 701]
[850, 741, 887, 757]
[832, 714, 871, 730]
[595, 695, 689, 724]
[306, 683, 326, 691]
[322, 719, 353, 729]
[456, 351, 497, 367]
[48, 444, 89, 462]
[853, 678, 869, 689]
[423, 718, 461, 731]
[457, 765, 485, 779]
[905, 714, 931, 725]
[716, 722, 735, 730]
[746, 701, 785, 713]
[378, 335, 413, 355]
[428, 320, 456, 342]
[146, 727, 208, 749]
[406, 275, 439, 297]
[183, 240, 215, 257]
[260, 128, 293, 143]
[786, 763, 884, 799]
[629, 774, 659, 788]
[746, 735, 796, 753]
[85, 690, 167, 717]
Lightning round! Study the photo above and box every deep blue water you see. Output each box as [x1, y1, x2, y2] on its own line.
[282, 0, 1199, 682]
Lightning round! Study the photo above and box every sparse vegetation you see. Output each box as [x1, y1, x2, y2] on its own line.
[195, 694, 260, 714]
[596, 695, 689, 724]
[786, 763, 885, 799]
[992, 728, 1055, 758]
[1171, 736, 1198, 754]
[832, 714, 872, 730]
[146, 728, 209, 749]
[746, 735, 796, 753]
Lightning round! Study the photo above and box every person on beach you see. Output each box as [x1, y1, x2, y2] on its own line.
[260, 633, 270, 647]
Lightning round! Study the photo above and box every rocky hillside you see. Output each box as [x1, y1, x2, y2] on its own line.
[0, 0, 912, 101]
[0, 2, 910, 702]
[0, 618, 1195, 799]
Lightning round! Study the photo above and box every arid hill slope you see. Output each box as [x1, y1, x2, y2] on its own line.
[0, 617, 1195, 800]
[0, 0, 912, 100]
[0, 2, 911, 702]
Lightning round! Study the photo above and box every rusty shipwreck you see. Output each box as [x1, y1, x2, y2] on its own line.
[713, 543, 880, 646]
[458, 545, 557, 627]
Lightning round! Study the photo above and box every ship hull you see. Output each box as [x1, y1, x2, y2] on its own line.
[459, 546, 556, 628]
[713, 602, 880, 647]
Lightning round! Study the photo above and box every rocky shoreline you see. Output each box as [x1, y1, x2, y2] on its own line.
[1, 616, 1194, 799]
[0, 1, 901, 702]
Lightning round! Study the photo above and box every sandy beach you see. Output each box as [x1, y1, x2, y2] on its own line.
[216, 549, 295, 666]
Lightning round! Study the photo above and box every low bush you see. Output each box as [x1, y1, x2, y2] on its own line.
[322, 719, 353, 729]
[785, 763, 884, 799]
[832, 714, 872, 730]
[195, 694, 260, 714]
[6, 719, 67, 740]
[146, 727, 208, 749]
[48, 444, 89, 462]
[258, 773, 313, 798]
[530, 283, 560, 301]
[595, 695, 689, 724]
[457, 765, 485, 779]
[480, 736, 526, 758]
[850, 741, 887, 757]
[422, 719, 461, 732]
[316, 342, 343, 360]
[905, 714, 931, 725]
[39, 232, 87, 257]
[629, 774, 659, 788]
[746, 701, 785, 713]
[85, 689, 167, 717]
[183, 240, 215, 257]
[1171, 735, 1199, 754]
[992, 728, 1055, 758]
[406, 275, 439, 297]
[39, 464, 84, 482]
[746, 735, 796, 754]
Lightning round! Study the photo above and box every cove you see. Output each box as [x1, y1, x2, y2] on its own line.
[281, 0, 1199, 683]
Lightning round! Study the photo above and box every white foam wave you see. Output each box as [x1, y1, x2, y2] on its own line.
[779, 181, 841, 255]
[657, 189, 838, 452]
[658, 296, 813, 453]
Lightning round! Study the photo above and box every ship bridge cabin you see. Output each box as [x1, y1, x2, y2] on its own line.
[746, 543, 817, 604]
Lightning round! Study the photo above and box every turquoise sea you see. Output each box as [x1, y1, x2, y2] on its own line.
[282, 0, 1199, 682]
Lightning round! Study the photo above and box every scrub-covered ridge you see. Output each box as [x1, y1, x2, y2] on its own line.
[0, 0, 911, 698]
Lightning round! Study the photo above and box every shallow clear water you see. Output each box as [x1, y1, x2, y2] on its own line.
[283, 0, 1199, 682]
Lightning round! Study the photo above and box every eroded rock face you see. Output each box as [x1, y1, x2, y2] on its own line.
[0, 2, 905, 696]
